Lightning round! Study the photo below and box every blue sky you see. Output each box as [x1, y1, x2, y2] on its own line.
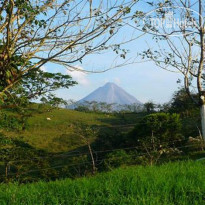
[43, 38, 182, 104]
[57, 64, 181, 104]
[42, 1, 186, 104]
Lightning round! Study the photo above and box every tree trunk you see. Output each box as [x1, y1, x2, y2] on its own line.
[200, 104, 205, 141]
[87, 143, 96, 175]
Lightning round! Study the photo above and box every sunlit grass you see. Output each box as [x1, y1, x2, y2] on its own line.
[4, 108, 141, 152]
[1, 161, 205, 205]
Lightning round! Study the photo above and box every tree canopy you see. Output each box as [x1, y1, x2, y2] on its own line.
[0, 0, 138, 101]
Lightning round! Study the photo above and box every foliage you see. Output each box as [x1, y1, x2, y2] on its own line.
[74, 101, 116, 113]
[0, 133, 57, 183]
[0, 107, 204, 183]
[130, 113, 183, 143]
[103, 150, 133, 170]
[119, 103, 144, 113]
[0, 69, 77, 132]
[74, 105, 90, 113]
[184, 137, 205, 153]
[22, 69, 76, 103]
[163, 88, 200, 138]
[1, 161, 205, 204]
[2, 69, 77, 108]
[128, 113, 184, 164]
[143, 101, 155, 113]
[169, 88, 198, 115]
[0, 0, 137, 97]
[0, 112, 23, 131]
[135, 0, 205, 138]
[93, 128, 125, 150]
[74, 101, 145, 114]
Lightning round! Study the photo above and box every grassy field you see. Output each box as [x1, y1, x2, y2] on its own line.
[0, 161, 205, 205]
[3, 108, 144, 152]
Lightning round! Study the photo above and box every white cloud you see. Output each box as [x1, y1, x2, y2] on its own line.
[67, 65, 90, 86]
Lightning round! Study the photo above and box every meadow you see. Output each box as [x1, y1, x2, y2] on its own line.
[0, 161, 205, 205]
[3, 108, 144, 152]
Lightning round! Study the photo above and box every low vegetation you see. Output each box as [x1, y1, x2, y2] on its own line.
[0, 161, 205, 205]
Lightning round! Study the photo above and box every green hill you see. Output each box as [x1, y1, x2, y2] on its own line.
[3, 108, 143, 152]
[1, 161, 205, 205]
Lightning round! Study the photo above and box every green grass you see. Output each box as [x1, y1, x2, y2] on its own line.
[23, 109, 110, 152]
[1, 161, 205, 205]
[3, 109, 143, 152]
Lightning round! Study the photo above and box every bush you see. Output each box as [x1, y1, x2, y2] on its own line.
[0, 112, 23, 131]
[129, 113, 183, 144]
[127, 113, 184, 165]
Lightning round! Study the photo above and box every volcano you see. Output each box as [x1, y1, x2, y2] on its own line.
[78, 82, 142, 105]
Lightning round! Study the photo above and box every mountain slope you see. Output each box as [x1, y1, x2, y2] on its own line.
[79, 82, 142, 105]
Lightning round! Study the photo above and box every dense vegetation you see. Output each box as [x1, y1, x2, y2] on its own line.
[0, 105, 203, 183]
[0, 87, 203, 185]
[0, 161, 204, 205]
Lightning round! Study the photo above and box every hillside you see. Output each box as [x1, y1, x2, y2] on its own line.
[1, 161, 204, 205]
[3, 108, 143, 152]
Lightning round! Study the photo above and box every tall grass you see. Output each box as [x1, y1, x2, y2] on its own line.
[0, 161, 205, 205]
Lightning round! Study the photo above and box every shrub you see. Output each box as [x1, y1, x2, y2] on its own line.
[129, 113, 183, 144]
[127, 113, 184, 165]
[0, 112, 23, 131]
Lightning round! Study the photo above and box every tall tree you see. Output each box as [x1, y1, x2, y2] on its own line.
[134, 0, 205, 139]
[0, 0, 139, 101]
[144, 101, 155, 113]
